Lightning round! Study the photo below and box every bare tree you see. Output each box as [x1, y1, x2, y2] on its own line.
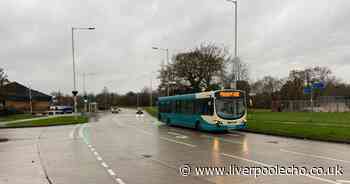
[169, 43, 226, 92]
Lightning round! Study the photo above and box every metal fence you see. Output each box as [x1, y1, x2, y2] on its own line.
[273, 97, 350, 112]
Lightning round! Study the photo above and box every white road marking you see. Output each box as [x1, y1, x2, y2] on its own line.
[78, 124, 85, 138]
[159, 136, 196, 147]
[119, 124, 197, 148]
[221, 153, 341, 184]
[81, 123, 126, 184]
[226, 134, 240, 137]
[107, 169, 116, 176]
[280, 149, 350, 164]
[221, 153, 272, 167]
[337, 180, 350, 183]
[168, 131, 182, 136]
[69, 124, 81, 139]
[201, 135, 243, 145]
[116, 178, 126, 184]
[168, 131, 188, 139]
[175, 135, 188, 139]
[101, 162, 109, 168]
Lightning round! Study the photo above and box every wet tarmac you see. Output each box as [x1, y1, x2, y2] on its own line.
[1, 108, 350, 184]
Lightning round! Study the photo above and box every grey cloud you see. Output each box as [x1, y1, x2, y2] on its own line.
[1, 0, 350, 95]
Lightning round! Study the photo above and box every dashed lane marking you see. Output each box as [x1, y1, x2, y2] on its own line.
[102, 162, 109, 168]
[80, 123, 126, 184]
[108, 169, 116, 176]
[116, 178, 126, 184]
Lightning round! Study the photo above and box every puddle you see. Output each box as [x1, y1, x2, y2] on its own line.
[0, 138, 9, 143]
[141, 154, 152, 158]
[266, 141, 279, 144]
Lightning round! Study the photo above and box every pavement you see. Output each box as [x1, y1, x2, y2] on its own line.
[1, 108, 350, 184]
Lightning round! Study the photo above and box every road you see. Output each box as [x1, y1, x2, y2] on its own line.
[1, 108, 350, 184]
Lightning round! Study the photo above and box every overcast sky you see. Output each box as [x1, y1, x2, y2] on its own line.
[1, 0, 350, 95]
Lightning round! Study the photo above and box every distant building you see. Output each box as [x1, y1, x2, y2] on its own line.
[0, 82, 51, 113]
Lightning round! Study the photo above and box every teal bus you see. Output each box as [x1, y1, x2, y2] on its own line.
[157, 90, 247, 132]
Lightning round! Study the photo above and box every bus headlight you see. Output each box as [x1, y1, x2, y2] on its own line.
[216, 121, 223, 126]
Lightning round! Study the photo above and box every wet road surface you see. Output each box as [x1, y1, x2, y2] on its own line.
[1, 108, 350, 184]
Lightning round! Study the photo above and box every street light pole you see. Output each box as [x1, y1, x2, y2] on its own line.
[150, 74, 153, 107]
[152, 46, 170, 96]
[28, 85, 32, 114]
[227, 0, 238, 89]
[71, 27, 95, 114]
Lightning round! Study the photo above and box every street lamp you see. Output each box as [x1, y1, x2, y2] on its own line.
[71, 26, 95, 114]
[226, 0, 237, 58]
[226, 0, 238, 89]
[152, 47, 169, 70]
[152, 46, 171, 96]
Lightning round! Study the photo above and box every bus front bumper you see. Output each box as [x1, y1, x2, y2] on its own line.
[201, 121, 247, 132]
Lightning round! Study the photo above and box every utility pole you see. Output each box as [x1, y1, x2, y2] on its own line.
[71, 26, 95, 114]
[28, 85, 32, 114]
[152, 46, 170, 96]
[150, 75, 153, 107]
[227, 0, 238, 90]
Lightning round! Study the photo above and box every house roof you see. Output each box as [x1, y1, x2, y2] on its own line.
[0, 82, 51, 101]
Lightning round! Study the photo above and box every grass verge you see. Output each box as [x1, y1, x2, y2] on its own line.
[247, 111, 350, 143]
[144, 106, 350, 143]
[2, 115, 88, 128]
[144, 107, 158, 118]
[0, 114, 34, 122]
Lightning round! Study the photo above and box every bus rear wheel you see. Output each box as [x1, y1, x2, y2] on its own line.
[166, 118, 171, 125]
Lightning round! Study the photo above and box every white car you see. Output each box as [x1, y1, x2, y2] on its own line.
[111, 107, 120, 113]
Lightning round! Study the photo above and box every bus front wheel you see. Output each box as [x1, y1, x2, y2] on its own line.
[195, 121, 201, 131]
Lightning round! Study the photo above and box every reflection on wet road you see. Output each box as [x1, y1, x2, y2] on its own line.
[1, 108, 350, 184]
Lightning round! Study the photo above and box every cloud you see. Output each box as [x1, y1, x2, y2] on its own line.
[1, 0, 350, 94]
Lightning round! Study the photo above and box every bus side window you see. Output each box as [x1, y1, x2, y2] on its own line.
[194, 99, 202, 115]
[171, 101, 176, 113]
[182, 101, 186, 114]
[202, 99, 208, 115]
[166, 101, 171, 113]
[159, 102, 163, 113]
[197, 98, 213, 115]
[176, 100, 181, 113]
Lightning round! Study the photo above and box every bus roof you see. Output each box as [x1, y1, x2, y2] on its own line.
[158, 90, 246, 102]
[158, 93, 198, 101]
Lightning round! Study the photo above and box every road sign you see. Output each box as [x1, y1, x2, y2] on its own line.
[303, 87, 311, 94]
[312, 82, 324, 89]
[72, 90, 78, 96]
